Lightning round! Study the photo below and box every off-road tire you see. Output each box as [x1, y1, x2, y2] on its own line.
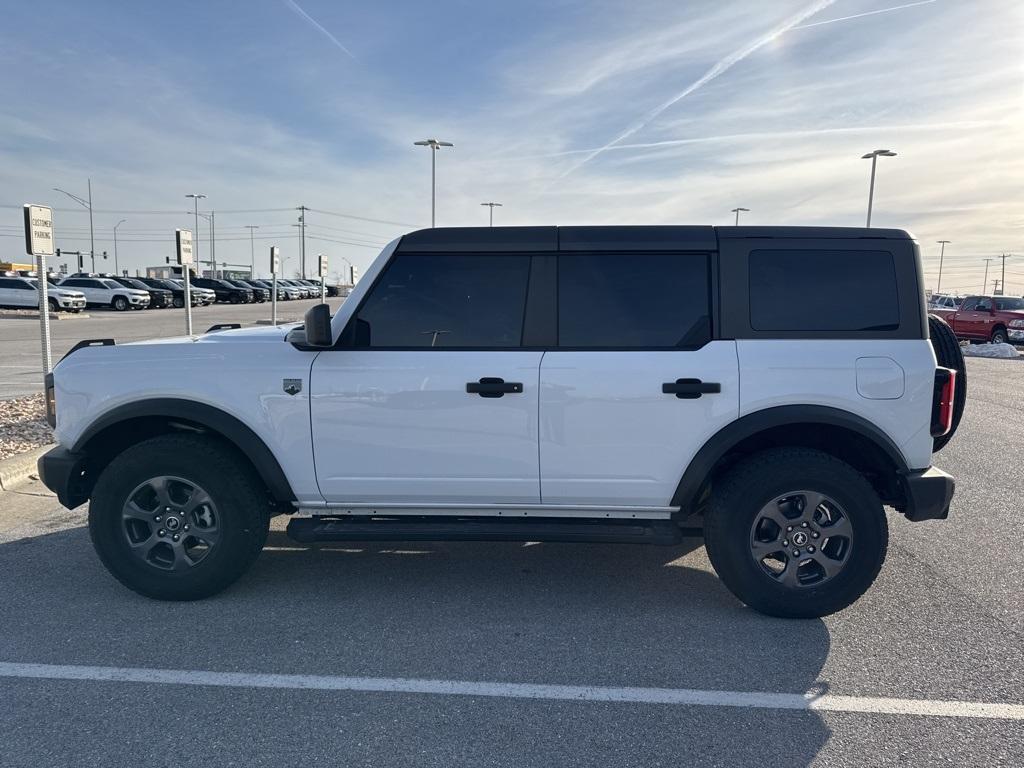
[704, 448, 888, 619]
[89, 434, 270, 600]
[927, 314, 966, 452]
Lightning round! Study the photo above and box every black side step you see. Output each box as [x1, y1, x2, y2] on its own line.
[287, 516, 689, 545]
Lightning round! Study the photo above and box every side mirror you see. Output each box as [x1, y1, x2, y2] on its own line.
[303, 303, 333, 347]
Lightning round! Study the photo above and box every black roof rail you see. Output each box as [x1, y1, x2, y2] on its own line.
[60, 338, 114, 363]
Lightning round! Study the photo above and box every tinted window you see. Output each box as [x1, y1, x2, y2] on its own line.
[960, 298, 979, 311]
[0, 278, 19, 288]
[355, 254, 530, 348]
[976, 298, 993, 311]
[749, 249, 898, 332]
[995, 297, 1024, 310]
[558, 253, 710, 348]
[101, 280, 122, 289]
[60, 279, 83, 287]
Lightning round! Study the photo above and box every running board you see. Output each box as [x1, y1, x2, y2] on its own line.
[286, 517, 693, 545]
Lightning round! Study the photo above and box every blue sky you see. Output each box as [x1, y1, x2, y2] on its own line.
[1, 0, 1021, 291]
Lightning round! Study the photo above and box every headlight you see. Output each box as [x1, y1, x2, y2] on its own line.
[45, 373, 56, 428]
[1009, 319, 1024, 328]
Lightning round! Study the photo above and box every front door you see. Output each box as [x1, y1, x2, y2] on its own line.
[539, 251, 739, 508]
[311, 252, 542, 505]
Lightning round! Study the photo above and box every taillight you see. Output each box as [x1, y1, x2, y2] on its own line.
[44, 372, 56, 429]
[931, 368, 956, 437]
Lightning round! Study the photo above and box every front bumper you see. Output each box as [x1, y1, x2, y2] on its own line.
[57, 298, 86, 309]
[1009, 328, 1024, 342]
[37, 446, 90, 509]
[901, 466, 955, 522]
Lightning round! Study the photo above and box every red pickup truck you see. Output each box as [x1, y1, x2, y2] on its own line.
[931, 295, 1024, 344]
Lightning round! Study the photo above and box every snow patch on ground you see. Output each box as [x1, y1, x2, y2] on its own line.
[962, 343, 1021, 359]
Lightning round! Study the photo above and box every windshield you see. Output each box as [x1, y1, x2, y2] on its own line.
[122, 279, 148, 289]
[995, 297, 1024, 311]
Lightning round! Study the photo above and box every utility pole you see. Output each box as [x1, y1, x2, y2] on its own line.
[244, 225, 259, 277]
[210, 211, 216, 277]
[414, 139, 454, 227]
[113, 219, 127, 276]
[861, 149, 897, 227]
[480, 202, 503, 226]
[935, 240, 950, 294]
[186, 193, 206, 275]
[292, 207, 308, 278]
[993, 278, 1001, 295]
[982, 258, 992, 294]
[999, 253, 1010, 295]
[731, 207, 749, 225]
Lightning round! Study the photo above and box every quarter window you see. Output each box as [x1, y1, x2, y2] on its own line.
[557, 253, 711, 348]
[749, 249, 899, 332]
[354, 254, 531, 348]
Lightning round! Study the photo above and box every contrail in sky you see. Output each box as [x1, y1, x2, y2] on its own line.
[554, 0, 838, 180]
[791, 0, 938, 30]
[284, 0, 357, 61]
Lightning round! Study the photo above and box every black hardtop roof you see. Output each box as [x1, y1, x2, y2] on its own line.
[398, 225, 914, 252]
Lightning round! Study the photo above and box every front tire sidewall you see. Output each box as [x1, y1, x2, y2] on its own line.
[89, 438, 267, 600]
[705, 451, 888, 619]
[992, 328, 1008, 344]
[113, 296, 128, 311]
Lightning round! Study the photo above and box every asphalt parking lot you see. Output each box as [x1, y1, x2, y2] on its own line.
[1, 357, 1022, 766]
[0, 298, 344, 397]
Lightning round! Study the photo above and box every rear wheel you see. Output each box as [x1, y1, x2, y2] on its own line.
[704, 448, 888, 619]
[89, 434, 270, 600]
[927, 314, 966, 452]
[112, 295, 129, 311]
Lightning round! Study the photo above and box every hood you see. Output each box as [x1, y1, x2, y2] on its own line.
[48, 287, 85, 298]
[119, 323, 301, 347]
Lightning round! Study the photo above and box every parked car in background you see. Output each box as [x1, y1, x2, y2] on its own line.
[57, 276, 150, 310]
[279, 279, 313, 299]
[931, 295, 1024, 344]
[191, 277, 253, 304]
[228, 280, 270, 302]
[166, 279, 216, 306]
[0, 274, 86, 312]
[249, 279, 294, 301]
[928, 294, 963, 311]
[111, 277, 173, 309]
[135, 277, 196, 308]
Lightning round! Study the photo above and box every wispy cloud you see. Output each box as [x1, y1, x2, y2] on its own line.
[554, 0, 839, 180]
[791, 0, 938, 30]
[283, 0, 357, 61]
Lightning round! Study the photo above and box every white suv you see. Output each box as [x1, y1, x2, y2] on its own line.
[57, 276, 150, 311]
[0, 274, 86, 312]
[38, 226, 962, 617]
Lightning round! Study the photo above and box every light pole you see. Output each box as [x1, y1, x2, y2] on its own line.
[414, 138, 454, 227]
[731, 207, 749, 226]
[113, 219, 127, 276]
[53, 180, 95, 270]
[480, 202, 503, 226]
[197, 212, 216, 276]
[185, 193, 206, 275]
[982, 258, 992, 294]
[244, 225, 259, 277]
[999, 254, 1011, 295]
[935, 240, 950, 294]
[861, 149, 896, 227]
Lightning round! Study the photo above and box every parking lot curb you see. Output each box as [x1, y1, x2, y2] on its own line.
[0, 444, 54, 491]
[0, 312, 91, 320]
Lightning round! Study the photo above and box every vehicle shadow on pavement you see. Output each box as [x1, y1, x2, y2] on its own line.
[0, 526, 834, 767]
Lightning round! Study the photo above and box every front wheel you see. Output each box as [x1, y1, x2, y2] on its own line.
[172, 296, 184, 308]
[48, 298, 59, 313]
[704, 447, 888, 619]
[991, 327, 1008, 345]
[112, 296, 129, 311]
[89, 434, 270, 600]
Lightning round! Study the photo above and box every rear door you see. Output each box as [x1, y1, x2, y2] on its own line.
[539, 248, 739, 508]
[0, 277, 35, 307]
[955, 297, 986, 339]
[311, 251, 543, 505]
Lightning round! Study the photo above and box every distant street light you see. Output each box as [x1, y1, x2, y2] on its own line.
[113, 219, 127, 276]
[731, 207, 749, 226]
[244, 225, 259, 277]
[414, 138, 454, 227]
[185, 193, 206, 274]
[53, 180, 95, 270]
[480, 202, 503, 226]
[935, 240, 950, 294]
[861, 149, 897, 227]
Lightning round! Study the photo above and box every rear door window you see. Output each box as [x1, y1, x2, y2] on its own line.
[749, 249, 899, 332]
[557, 253, 711, 348]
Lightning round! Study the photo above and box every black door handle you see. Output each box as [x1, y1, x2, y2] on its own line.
[466, 377, 524, 398]
[662, 379, 721, 399]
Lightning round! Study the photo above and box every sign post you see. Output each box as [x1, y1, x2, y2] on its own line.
[270, 246, 280, 326]
[318, 254, 328, 304]
[176, 229, 194, 335]
[24, 204, 54, 389]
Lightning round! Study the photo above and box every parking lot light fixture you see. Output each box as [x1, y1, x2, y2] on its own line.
[935, 240, 950, 294]
[244, 225, 259, 277]
[185, 194, 206, 274]
[731, 207, 749, 226]
[414, 139, 454, 227]
[53, 180, 95, 270]
[480, 202, 503, 226]
[861, 150, 897, 227]
[113, 219, 127, 276]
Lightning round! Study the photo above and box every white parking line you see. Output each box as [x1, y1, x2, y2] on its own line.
[1, 662, 1021, 720]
